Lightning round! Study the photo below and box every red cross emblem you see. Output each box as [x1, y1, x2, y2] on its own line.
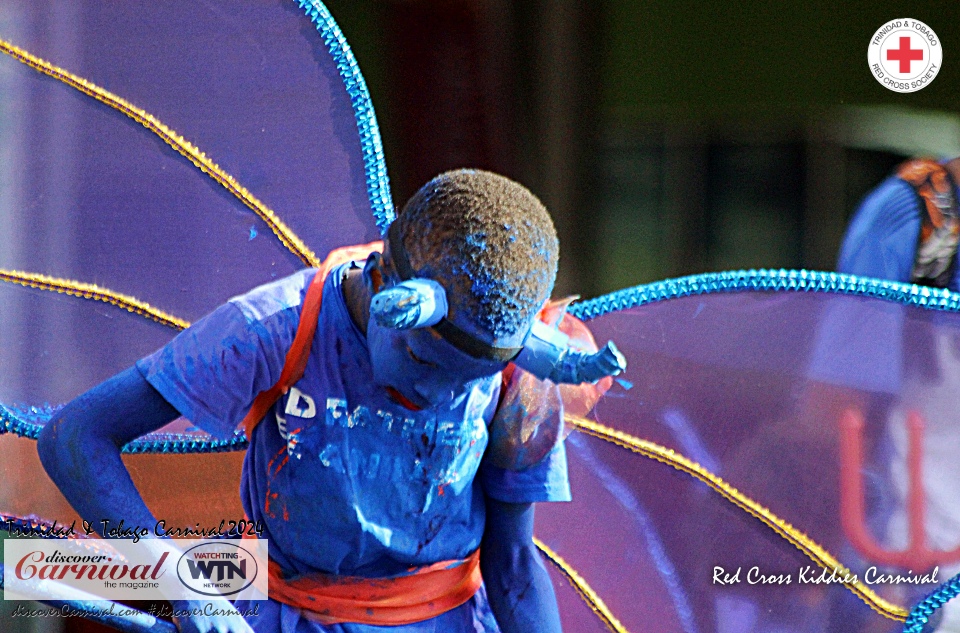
[887, 36, 924, 73]
[869, 19, 941, 93]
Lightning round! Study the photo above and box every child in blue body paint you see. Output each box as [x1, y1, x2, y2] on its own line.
[38, 170, 624, 633]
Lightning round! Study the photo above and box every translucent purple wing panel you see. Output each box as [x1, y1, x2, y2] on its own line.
[0, 0, 388, 525]
[0, 0, 386, 411]
[0, 282, 177, 409]
[1, 0, 383, 322]
[537, 286, 960, 632]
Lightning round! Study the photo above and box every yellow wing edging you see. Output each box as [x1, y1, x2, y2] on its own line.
[0, 37, 320, 269]
[534, 537, 630, 633]
[0, 269, 189, 331]
[566, 414, 910, 622]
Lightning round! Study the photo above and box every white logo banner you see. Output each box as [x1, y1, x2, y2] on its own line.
[4, 538, 268, 602]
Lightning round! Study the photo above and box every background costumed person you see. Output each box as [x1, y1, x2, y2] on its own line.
[36, 168, 626, 633]
[839, 158, 960, 289]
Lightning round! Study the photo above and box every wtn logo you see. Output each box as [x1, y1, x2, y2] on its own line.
[185, 559, 247, 581]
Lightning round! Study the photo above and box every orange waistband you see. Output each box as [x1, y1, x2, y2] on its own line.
[247, 529, 482, 626]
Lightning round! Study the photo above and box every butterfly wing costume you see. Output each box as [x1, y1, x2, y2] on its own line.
[2, 2, 960, 632]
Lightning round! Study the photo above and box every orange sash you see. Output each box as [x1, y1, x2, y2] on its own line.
[239, 241, 482, 624]
[257, 539, 482, 626]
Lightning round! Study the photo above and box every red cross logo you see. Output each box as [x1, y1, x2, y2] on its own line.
[887, 36, 924, 73]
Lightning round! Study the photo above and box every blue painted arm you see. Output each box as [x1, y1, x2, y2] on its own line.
[37, 366, 179, 532]
[480, 499, 562, 633]
[36, 366, 254, 633]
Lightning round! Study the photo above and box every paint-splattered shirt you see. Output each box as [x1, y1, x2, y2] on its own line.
[138, 265, 570, 583]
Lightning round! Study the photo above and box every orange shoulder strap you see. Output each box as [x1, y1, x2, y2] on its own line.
[241, 241, 384, 440]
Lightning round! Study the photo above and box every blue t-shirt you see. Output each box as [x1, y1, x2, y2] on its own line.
[137, 265, 570, 582]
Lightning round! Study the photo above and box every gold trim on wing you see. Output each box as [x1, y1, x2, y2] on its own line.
[534, 537, 629, 633]
[0, 269, 190, 331]
[0, 37, 320, 268]
[566, 414, 910, 622]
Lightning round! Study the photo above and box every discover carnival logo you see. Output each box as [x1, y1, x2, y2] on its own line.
[3, 538, 267, 602]
[868, 19, 941, 93]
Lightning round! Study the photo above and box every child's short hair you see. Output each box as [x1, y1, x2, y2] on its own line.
[394, 169, 559, 340]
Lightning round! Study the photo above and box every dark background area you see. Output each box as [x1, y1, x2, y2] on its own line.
[324, 0, 960, 297]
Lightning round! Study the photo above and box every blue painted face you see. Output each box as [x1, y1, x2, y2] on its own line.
[364, 249, 522, 410]
[366, 319, 505, 410]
